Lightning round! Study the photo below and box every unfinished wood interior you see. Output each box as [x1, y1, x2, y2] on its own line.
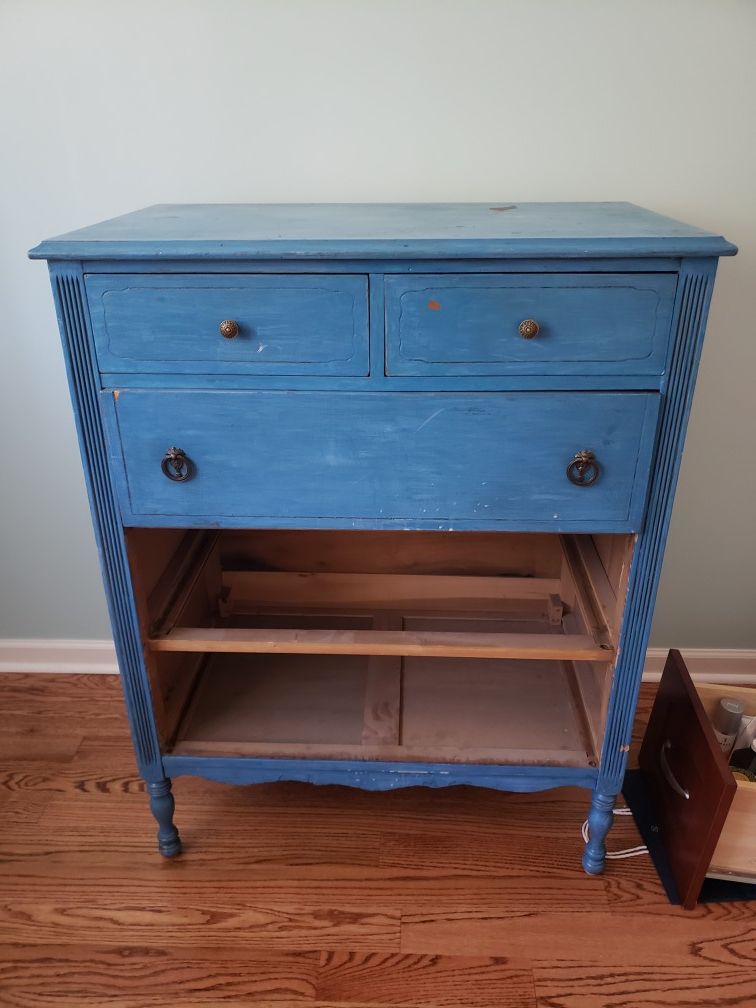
[125, 529, 635, 768]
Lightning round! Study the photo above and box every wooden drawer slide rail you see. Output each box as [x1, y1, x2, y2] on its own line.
[146, 534, 615, 663]
[152, 625, 604, 661]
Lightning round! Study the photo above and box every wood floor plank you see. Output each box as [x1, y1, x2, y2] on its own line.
[0, 872, 607, 916]
[0, 792, 52, 826]
[0, 944, 318, 1006]
[0, 896, 400, 950]
[532, 964, 756, 1008]
[315, 951, 536, 1007]
[400, 909, 756, 963]
[377, 818, 593, 877]
[0, 718, 83, 762]
[604, 871, 756, 919]
[0, 786, 593, 882]
[0, 805, 384, 875]
[0, 672, 123, 710]
[0, 673, 754, 1006]
[0, 763, 143, 799]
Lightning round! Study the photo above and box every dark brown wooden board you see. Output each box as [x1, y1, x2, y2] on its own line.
[638, 649, 737, 909]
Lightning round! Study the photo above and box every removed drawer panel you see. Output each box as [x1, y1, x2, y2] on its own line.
[107, 390, 660, 530]
[86, 274, 370, 376]
[385, 273, 676, 376]
[639, 651, 756, 909]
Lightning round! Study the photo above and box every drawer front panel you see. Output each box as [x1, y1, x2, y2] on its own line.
[109, 391, 659, 530]
[385, 274, 676, 376]
[638, 650, 737, 909]
[86, 274, 370, 376]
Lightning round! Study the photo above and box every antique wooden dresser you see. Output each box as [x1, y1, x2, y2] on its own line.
[30, 203, 735, 873]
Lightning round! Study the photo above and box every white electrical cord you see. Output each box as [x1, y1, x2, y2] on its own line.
[581, 807, 648, 859]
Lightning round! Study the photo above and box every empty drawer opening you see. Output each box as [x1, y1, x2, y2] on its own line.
[125, 529, 634, 767]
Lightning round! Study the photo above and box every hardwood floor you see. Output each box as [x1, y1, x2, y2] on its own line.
[0, 673, 754, 1007]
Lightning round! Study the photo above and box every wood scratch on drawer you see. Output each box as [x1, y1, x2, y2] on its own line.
[415, 408, 445, 433]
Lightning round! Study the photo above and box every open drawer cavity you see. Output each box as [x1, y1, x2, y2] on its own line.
[125, 530, 633, 768]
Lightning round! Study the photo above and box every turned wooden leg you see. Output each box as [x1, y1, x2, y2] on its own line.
[582, 788, 616, 875]
[147, 778, 182, 857]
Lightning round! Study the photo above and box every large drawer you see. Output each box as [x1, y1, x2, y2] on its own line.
[107, 390, 660, 530]
[385, 273, 676, 376]
[639, 650, 756, 908]
[86, 274, 370, 376]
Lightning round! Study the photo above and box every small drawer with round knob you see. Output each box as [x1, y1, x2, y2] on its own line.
[385, 273, 676, 377]
[85, 273, 370, 377]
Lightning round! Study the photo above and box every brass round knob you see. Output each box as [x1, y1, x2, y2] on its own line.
[566, 450, 600, 487]
[161, 447, 193, 482]
[219, 319, 240, 339]
[518, 319, 540, 339]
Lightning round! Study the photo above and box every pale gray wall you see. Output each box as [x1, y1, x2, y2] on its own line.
[1, 0, 754, 646]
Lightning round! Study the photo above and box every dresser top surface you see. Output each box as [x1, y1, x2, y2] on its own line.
[29, 202, 736, 261]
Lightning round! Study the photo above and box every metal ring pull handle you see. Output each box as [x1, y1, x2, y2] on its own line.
[566, 449, 600, 487]
[660, 739, 690, 800]
[161, 447, 193, 482]
[518, 318, 540, 339]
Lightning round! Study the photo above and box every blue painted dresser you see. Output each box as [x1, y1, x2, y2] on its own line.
[30, 203, 736, 873]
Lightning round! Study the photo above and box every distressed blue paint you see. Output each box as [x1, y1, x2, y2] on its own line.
[99, 373, 667, 393]
[48, 265, 164, 783]
[386, 273, 676, 377]
[596, 260, 720, 804]
[147, 778, 182, 857]
[121, 514, 663, 534]
[29, 202, 737, 260]
[86, 273, 369, 377]
[368, 273, 385, 381]
[164, 755, 599, 792]
[582, 789, 617, 874]
[82, 256, 685, 275]
[32, 205, 734, 868]
[106, 390, 660, 531]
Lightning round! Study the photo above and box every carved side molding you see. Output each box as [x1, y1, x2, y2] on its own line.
[600, 260, 719, 787]
[50, 265, 163, 779]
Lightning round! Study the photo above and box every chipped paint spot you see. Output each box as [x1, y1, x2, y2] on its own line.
[113, 389, 120, 401]
[427, 299, 441, 311]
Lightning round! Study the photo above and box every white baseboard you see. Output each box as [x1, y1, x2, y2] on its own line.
[641, 647, 756, 683]
[0, 639, 118, 674]
[0, 639, 754, 683]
